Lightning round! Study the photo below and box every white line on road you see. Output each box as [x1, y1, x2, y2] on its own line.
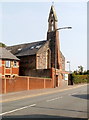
[68, 92, 78, 96]
[46, 96, 62, 102]
[0, 104, 36, 116]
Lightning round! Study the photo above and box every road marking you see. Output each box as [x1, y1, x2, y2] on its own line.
[68, 92, 78, 96]
[0, 104, 36, 116]
[0, 84, 87, 103]
[46, 96, 62, 102]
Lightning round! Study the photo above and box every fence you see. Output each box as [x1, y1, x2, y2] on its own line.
[0, 68, 69, 94]
[0, 76, 53, 94]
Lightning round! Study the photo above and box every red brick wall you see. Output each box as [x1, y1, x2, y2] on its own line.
[12, 68, 19, 75]
[0, 78, 2, 94]
[51, 68, 68, 87]
[5, 69, 11, 74]
[2, 66, 4, 75]
[0, 59, 19, 78]
[6, 77, 27, 93]
[1, 76, 53, 94]
[45, 79, 52, 88]
[0, 68, 68, 94]
[0, 66, 2, 74]
[2, 60, 4, 64]
[0, 78, 5, 94]
[29, 77, 44, 89]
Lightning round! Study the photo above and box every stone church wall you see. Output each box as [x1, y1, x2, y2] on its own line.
[19, 55, 36, 76]
[36, 41, 51, 69]
[25, 69, 51, 78]
[60, 52, 65, 71]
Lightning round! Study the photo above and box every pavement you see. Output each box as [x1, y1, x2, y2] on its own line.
[0, 83, 87, 103]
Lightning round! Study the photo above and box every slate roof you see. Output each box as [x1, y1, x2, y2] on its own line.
[0, 47, 19, 60]
[6, 40, 47, 57]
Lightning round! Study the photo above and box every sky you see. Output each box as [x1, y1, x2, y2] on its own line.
[0, 1, 87, 71]
[88, 1, 89, 70]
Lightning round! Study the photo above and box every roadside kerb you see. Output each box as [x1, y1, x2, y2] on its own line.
[0, 84, 87, 103]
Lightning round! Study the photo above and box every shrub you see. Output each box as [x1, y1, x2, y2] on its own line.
[72, 75, 89, 84]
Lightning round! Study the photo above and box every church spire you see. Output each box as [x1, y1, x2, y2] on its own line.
[48, 5, 58, 32]
[47, 5, 60, 69]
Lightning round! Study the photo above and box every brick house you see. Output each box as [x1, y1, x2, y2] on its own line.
[6, 5, 68, 87]
[0, 47, 19, 78]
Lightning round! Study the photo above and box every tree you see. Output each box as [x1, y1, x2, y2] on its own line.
[0, 42, 6, 47]
[73, 70, 78, 75]
[87, 70, 89, 75]
[78, 66, 83, 75]
[83, 70, 87, 75]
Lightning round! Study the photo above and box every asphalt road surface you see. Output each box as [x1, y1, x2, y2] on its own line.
[1, 84, 89, 120]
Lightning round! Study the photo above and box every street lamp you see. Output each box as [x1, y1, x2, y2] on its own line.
[55, 27, 72, 31]
[67, 61, 71, 73]
[54, 27, 72, 69]
[54, 27, 72, 87]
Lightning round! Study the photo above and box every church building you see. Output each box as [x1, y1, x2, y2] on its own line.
[7, 5, 68, 87]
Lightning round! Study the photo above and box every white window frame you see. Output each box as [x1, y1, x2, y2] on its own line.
[5, 61, 11, 68]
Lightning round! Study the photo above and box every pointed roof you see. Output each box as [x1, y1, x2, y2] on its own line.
[6, 40, 47, 57]
[48, 5, 58, 22]
[0, 47, 19, 60]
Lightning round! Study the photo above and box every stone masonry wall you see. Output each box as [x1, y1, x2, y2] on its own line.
[47, 31, 57, 68]
[25, 69, 51, 78]
[19, 55, 36, 76]
[60, 51, 65, 71]
[36, 41, 51, 69]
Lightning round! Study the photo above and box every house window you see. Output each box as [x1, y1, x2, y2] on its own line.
[6, 61, 11, 68]
[13, 61, 17, 67]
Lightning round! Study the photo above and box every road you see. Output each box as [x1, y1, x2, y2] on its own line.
[1, 84, 89, 120]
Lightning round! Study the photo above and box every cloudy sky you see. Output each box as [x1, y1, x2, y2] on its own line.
[0, 1, 87, 71]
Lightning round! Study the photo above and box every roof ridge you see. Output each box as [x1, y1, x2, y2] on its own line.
[7, 40, 47, 47]
[6, 40, 47, 57]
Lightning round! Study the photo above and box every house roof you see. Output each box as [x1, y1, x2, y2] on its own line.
[6, 40, 47, 57]
[6, 40, 65, 59]
[0, 47, 19, 60]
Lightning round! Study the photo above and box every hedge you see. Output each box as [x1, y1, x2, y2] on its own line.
[72, 75, 89, 84]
